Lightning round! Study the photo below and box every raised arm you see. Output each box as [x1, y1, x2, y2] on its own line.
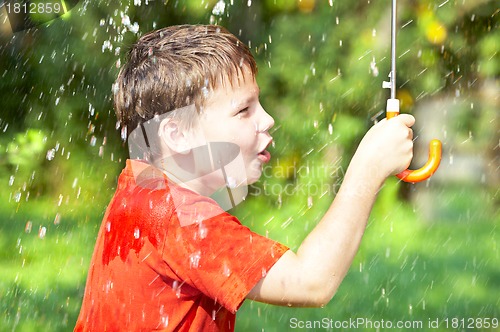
[247, 114, 415, 307]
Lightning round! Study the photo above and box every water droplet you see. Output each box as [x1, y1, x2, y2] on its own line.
[122, 15, 131, 26]
[129, 22, 140, 34]
[212, 0, 226, 15]
[198, 223, 208, 239]
[9, 175, 15, 186]
[105, 280, 113, 293]
[201, 86, 209, 98]
[370, 57, 379, 77]
[226, 176, 237, 189]
[38, 226, 47, 239]
[134, 227, 140, 239]
[106, 221, 111, 232]
[160, 315, 169, 328]
[88, 103, 95, 116]
[307, 196, 313, 208]
[121, 127, 127, 141]
[189, 251, 201, 269]
[25, 221, 32, 233]
[102, 40, 110, 52]
[46, 148, 56, 160]
[222, 262, 231, 277]
[172, 280, 182, 298]
[54, 213, 61, 225]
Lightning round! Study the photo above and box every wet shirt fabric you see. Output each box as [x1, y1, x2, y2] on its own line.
[75, 160, 288, 332]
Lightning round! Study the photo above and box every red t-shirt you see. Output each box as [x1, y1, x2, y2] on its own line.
[75, 160, 288, 331]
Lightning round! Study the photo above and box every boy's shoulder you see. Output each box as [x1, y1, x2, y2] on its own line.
[118, 159, 230, 227]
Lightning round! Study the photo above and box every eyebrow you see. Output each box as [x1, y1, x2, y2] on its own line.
[241, 88, 260, 106]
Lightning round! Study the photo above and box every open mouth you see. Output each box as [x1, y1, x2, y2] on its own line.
[258, 150, 271, 163]
[257, 139, 273, 163]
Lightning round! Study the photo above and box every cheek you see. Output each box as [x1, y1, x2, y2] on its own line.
[202, 118, 258, 152]
[237, 132, 258, 155]
[226, 123, 257, 145]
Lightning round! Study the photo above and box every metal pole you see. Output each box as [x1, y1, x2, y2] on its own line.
[390, 0, 397, 99]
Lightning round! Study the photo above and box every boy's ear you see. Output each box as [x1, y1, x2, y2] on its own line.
[158, 118, 193, 154]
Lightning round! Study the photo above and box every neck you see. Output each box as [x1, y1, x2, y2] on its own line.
[155, 160, 222, 197]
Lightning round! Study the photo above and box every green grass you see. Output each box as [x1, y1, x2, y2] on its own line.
[236, 181, 500, 331]
[0, 179, 498, 331]
[0, 196, 105, 331]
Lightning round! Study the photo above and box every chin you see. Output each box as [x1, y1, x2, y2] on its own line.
[237, 159, 266, 186]
[245, 176, 259, 185]
[245, 168, 263, 185]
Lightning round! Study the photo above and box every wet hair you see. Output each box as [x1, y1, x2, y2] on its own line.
[113, 24, 258, 138]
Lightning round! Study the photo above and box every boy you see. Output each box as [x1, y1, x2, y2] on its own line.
[75, 25, 415, 331]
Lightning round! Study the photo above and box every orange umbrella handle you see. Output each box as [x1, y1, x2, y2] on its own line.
[386, 106, 442, 183]
[383, 0, 442, 183]
[396, 139, 442, 182]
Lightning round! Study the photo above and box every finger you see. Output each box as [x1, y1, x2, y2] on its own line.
[397, 114, 416, 127]
[372, 118, 387, 128]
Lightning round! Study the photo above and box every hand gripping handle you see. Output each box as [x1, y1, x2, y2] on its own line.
[386, 99, 442, 183]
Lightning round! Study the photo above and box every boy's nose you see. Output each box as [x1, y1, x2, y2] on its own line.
[256, 104, 275, 133]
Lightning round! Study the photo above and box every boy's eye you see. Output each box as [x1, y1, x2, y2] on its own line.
[236, 107, 249, 116]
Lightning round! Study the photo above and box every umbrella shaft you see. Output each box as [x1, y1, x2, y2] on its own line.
[390, 0, 397, 99]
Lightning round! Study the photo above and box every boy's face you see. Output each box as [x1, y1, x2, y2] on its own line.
[194, 66, 275, 187]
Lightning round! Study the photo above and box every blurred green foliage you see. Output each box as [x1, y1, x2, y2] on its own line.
[0, 0, 498, 330]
